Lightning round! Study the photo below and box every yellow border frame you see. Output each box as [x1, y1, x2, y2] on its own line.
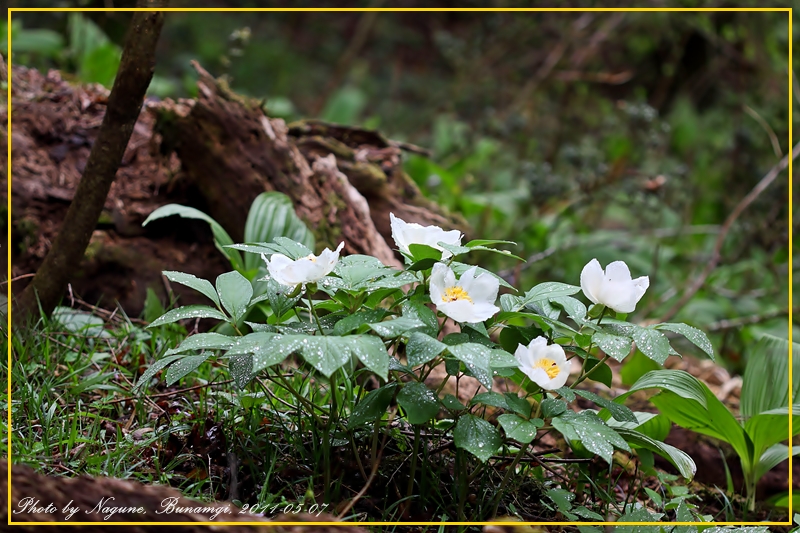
[5, 5, 794, 528]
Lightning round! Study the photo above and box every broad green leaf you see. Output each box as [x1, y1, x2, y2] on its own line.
[367, 316, 426, 339]
[407, 243, 443, 262]
[52, 307, 107, 337]
[453, 414, 502, 463]
[627, 370, 708, 407]
[741, 334, 800, 418]
[655, 322, 714, 361]
[243, 192, 314, 271]
[574, 390, 637, 423]
[133, 355, 185, 392]
[498, 414, 543, 444]
[406, 332, 448, 367]
[629, 326, 671, 365]
[465, 239, 517, 247]
[162, 271, 220, 308]
[402, 301, 439, 337]
[397, 382, 440, 424]
[620, 350, 661, 386]
[333, 309, 387, 336]
[143, 204, 242, 270]
[546, 487, 575, 512]
[229, 354, 254, 389]
[744, 404, 800, 460]
[551, 410, 629, 464]
[165, 354, 212, 385]
[504, 393, 532, 418]
[441, 394, 466, 411]
[165, 332, 236, 355]
[541, 398, 567, 418]
[439, 242, 524, 261]
[333, 254, 402, 290]
[754, 443, 800, 481]
[583, 358, 613, 388]
[605, 411, 671, 441]
[614, 427, 696, 480]
[471, 392, 509, 409]
[522, 282, 581, 306]
[650, 388, 753, 467]
[593, 331, 633, 362]
[147, 305, 227, 328]
[549, 296, 587, 321]
[216, 271, 253, 322]
[349, 383, 398, 428]
[447, 343, 493, 389]
[265, 278, 301, 319]
[229, 236, 312, 260]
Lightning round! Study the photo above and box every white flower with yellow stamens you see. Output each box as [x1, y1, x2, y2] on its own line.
[429, 263, 499, 323]
[514, 337, 570, 390]
[263, 242, 345, 288]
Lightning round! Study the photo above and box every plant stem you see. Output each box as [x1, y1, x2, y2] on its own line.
[570, 354, 611, 389]
[492, 444, 528, 516]
[404, 425, 421, 516]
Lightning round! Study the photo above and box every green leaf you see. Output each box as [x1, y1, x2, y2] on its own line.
[655, 322, 714, 361]
[143, 204, 242, 270]
[574, 390, 637, 423]
[549, 296, 587, 321]
[406, 332, 448, 367]
[522, 282, 581, 306]
[265, 278, 301, 319]
[133, 355, 185, 392]
[629, 326, 671, 365]
[333, 254, 403, 291]
[165, 332, 236, 355]
[650, 388, 753, 468]
[333, 309, 387, 336]
[546, 487, 575, 512]
[147, 305, 227, 328]
[439, 242, 524, 261]
[741, 334, 800, 418]
[407, 243, 443, 262]
[614, 427, 696, 480]
[447, 343, 493, 389]
[397, 382, 441, 424]
[349, 383, 398, 428]
[165, 354, 212, 385]
[551, 410, 629, 464]
[229, 354, 254, 389]
[216, 271, 253, 322]
[453, 414, 502, 462]
[402, 301, 439, 337]
[441, 394, 466, 411]
[754, 443, 800, 481]
[744, 404, 800, 460]
[465, 239, 517, 247]
[583, 358, 613, 388]
[243, 192, 314, 271]
[605, 411, 671, 442]
[471, 392, 509, 409]
[627, 370, 708, 407]
[367, 316, 426, 339]
[541, 398, 567, 418]
[162, 270, 220, 307]
[620, 350, 661, 386]
[504, 393, 532, 418]
[593, 331, 633, 362]
[497, 414, 543, 444]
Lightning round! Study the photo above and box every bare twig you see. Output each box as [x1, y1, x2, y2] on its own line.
[658, 142, 800, 323]
[743, 104, 782, 158]
[708, 307, 796, 332]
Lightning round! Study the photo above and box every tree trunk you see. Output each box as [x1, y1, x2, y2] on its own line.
[12, 10, 164, 326]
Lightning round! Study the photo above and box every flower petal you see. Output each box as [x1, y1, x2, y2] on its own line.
[459, 269, 499, 304]
[604, 261, 633, 283]
[580, 259, 604, 305]
[438, 300, 477, 323]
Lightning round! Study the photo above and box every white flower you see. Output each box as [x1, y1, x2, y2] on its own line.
[264, 242, 345, 287]
[390, 213, 462, 258]
[429, 263, 499, 323]
[514, 337, 570, 390]
[580, 258, 650, 314]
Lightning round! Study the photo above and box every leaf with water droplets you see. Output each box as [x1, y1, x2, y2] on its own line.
[614, 427, 696, 480]
[453, 414, 502, 463]
[165, 354, 212, 386]
[349, 383, 398, 428]
[133, 355, 185, 392]
[552, 411, 629, 464]
[629, 326, 671, 365]
[498, 414, 543, 444]
[574, 390, 637, 423]
[162, 271, 220, 308]
[593, 331, 633, 362]
[216, 271, 253, 322]
[402, 301, 438, 337]
[333, 309, 387, 336]
[147, 305, 227, 328]
[406, 332, 448, 367]
[523, 282, 581, 306]
[348, 335, 390, 380]
[655, 322, 714, 361]
[397, 382, 441, 424]
[367, 316, 426, 339]
[447, 343, 493, 389]
[229, 354, 254, 388]
[166, 332, 236, 355]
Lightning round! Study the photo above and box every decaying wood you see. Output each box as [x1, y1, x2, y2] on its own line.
[1, 459, 367, 532]
[9, 61, 463, 317]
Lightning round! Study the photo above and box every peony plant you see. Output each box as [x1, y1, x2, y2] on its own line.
[138, 211, 719, 516]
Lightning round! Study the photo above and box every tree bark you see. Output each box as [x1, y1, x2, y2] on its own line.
[13, 10, 165, 326]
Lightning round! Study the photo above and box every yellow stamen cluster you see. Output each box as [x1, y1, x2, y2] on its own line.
[443, 286, 472, 303]
[533, 358, 560, 379]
